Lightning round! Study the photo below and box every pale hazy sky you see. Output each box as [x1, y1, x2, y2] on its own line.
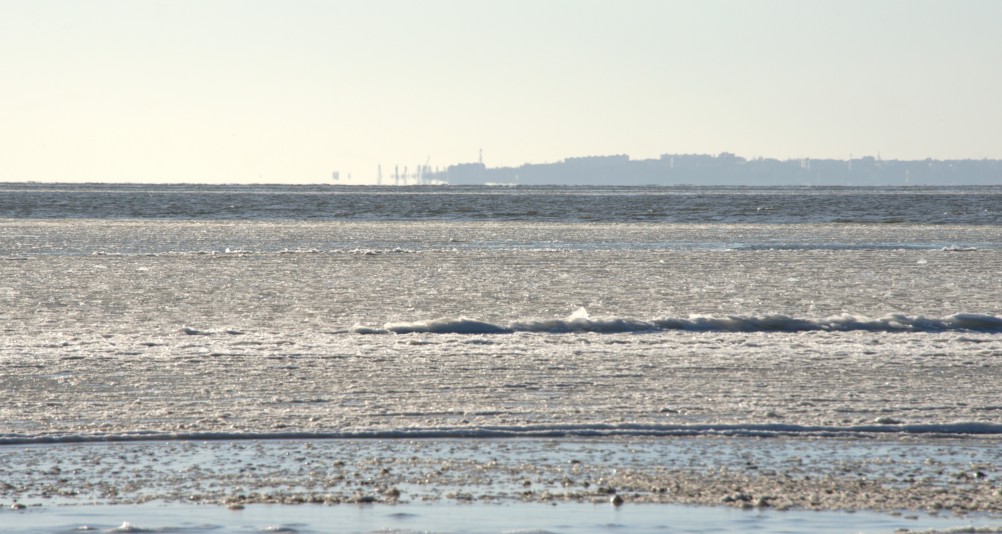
[2, 0, 1000, 183]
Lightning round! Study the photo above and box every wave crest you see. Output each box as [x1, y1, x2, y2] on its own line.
[353, 310, 1002, 335]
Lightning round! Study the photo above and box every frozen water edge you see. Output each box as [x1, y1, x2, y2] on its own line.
[2, 437, 1002, 533]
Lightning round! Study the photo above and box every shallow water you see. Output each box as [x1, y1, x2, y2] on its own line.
[4, 500, 1002, 534]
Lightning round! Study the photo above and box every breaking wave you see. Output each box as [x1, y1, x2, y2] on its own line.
[356, 309, 1002, 335]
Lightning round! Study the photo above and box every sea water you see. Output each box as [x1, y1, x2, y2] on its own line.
[5, 500, 1002, 534]
[1, 183, 1001, 532]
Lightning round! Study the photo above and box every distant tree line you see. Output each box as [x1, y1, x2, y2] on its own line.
[427, 153, 1002, 186]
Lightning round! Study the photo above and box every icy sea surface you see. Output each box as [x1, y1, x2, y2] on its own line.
[1, 183, 1001, 532]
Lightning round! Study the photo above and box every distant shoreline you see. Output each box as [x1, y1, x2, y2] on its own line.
[421, 153, 1002, 186]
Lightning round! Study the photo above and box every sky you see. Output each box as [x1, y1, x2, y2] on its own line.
[2, 0, 1000, 184]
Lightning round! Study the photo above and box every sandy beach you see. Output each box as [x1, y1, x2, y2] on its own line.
[2, 436, 1002, 534]
[1, 436, 1001, 512]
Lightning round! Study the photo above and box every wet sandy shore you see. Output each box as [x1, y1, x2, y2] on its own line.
[2, 437, 1001, 516]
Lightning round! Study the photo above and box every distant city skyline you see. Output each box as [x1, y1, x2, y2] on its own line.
[2, 0, 1001, 184]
